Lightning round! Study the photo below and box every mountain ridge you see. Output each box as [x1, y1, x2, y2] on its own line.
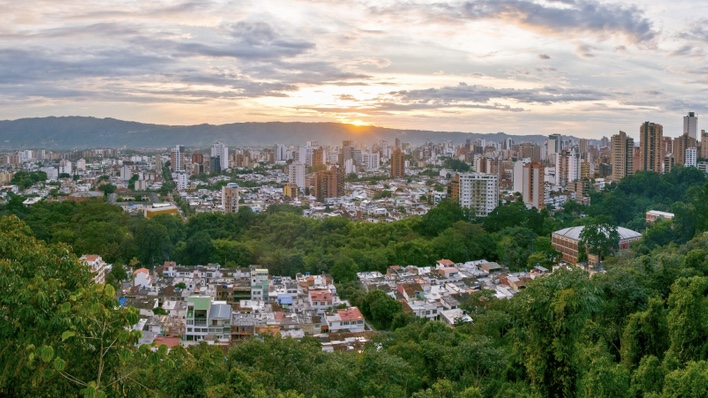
[0, 116, 551, 149]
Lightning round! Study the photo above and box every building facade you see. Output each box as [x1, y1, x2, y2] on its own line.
[639, 122, 663, 173]
[610, 130, 634, 181]
[449, 172, 499, 217]
[390, 148, 405, 178]
[222, 183, 240, 213]
[522, 162, 545, 210]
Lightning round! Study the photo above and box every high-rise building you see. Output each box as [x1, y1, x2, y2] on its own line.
[673, 134, 698, 166]
[274, 144, 287, 162]
[365, 152, 380, 171]
[170, 145, 185, 171]
[314, 165, 344, 202]
[390, 148, 405, 178]
[312, 147, 325, 168]
[175, 171, 188, 190]
[610, 131, 634, 181]
[211, 142, 229, 170]
[222, 183, 240, 213]
[512, 160, 527, 194]
[555, 149, 580, 187]
[448, 173, 499, 217]
[684, 111, 698, 140]
[288, 162, 306, 190]
[191, 152, 204, 165]
[686, 147, 698, 168]
[209, 156, 221, 174]
[639, 122, 663, 173]
[522, 162, 545, 210]
[296, 146, 314, 167]
[519, 143, 541, 162]
[702, 130, 708, 160]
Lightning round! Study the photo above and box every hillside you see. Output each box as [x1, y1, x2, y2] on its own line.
[0, 116, 548, 149]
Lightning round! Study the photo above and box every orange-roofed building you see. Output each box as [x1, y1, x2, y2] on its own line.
[133, 267, 152, 288]
[326, 307, 365, 333]
[436, 259, 455, 267]
[308, 290, 333, 312]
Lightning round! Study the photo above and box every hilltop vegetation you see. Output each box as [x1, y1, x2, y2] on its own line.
[3, 167, 708, 397]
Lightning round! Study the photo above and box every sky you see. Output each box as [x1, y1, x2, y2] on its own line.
[2, 0, 708, 139]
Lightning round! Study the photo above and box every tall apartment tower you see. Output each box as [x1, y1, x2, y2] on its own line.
[170, 145, 185, 171]
[673, 134, 698, 166]
[684, 112, 698, 140]
[314, 165, 344, 202]
[522, 162, 545, 210]
[211, 142, 229, 170]
[702, 130, 708, 160]
[448, 173, 499, 217]
[390, 148, 405, 178]
[610, 131, 634, 181]
[288, 162, 306, 190]
[639, 122, 664, 173]
[222, 183, 240, 213]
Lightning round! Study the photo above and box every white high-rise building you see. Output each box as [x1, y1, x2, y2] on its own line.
[686, 147, 698, 168]
[59, 159, 73, 175]
[288, 162, 306, 190]
[512, 159, 528, 195]
[274, 144, 287, 162]
[76, 158, 87, 172]
[365, 153, 380, 171]
[451, 173, 499, 217]
[175, 171, 189, 190]
[211, 142, 229, 170]
[295, 146, 314, 167]
[684, 112, 698, 140]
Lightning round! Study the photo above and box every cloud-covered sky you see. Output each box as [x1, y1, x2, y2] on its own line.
[1, 0, 707, 139]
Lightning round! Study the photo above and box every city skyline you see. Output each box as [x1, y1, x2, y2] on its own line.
[2, 1, 708, 139]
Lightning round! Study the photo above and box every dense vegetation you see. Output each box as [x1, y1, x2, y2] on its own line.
[3, 166, 708, 397]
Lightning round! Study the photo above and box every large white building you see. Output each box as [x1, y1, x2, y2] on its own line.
[288, 162, 306, 190]
[450, 173, 499, 217]
[211, 142, 229, 170]
[684, 111, 698, 140]
[175, 171, 189, 191]
[686, 147, 698, 168]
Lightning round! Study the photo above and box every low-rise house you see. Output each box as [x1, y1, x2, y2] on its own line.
[326, 307, 365, 333]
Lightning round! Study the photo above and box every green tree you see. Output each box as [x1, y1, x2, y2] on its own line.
[0, 216, 148, 397]
[579, 223, 620, 262]
[514, 268, 600, 398]
[666, 276, 708, 365]
[361, 290, 404, 330]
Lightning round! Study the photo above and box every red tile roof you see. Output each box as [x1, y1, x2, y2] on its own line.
[338, 307, 364, 322]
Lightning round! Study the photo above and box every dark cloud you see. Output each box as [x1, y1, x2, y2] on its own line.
[374, 0, 656, 44]
[388, 82, 606, 105]
[460, 0, 656, 43]
[538, 54, 551, 59]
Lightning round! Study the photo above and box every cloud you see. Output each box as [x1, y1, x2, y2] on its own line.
[373, 0, 657, 44]
[575, 43, 599, 58]
[388, 82, 606, 105]
[463, 0, 656, 43]
[538, 53, 551, 59]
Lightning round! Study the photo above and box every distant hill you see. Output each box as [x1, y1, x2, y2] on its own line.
[0, 116, 550, 149]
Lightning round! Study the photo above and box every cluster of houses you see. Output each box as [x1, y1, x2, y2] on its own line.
[357, 259, 550, 326]
[109, 260, 370, 352]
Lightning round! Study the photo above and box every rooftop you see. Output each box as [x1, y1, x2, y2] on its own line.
[553, 225, 641, 241]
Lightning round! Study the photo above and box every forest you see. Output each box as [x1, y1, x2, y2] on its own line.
[3, 166, 708, 397]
